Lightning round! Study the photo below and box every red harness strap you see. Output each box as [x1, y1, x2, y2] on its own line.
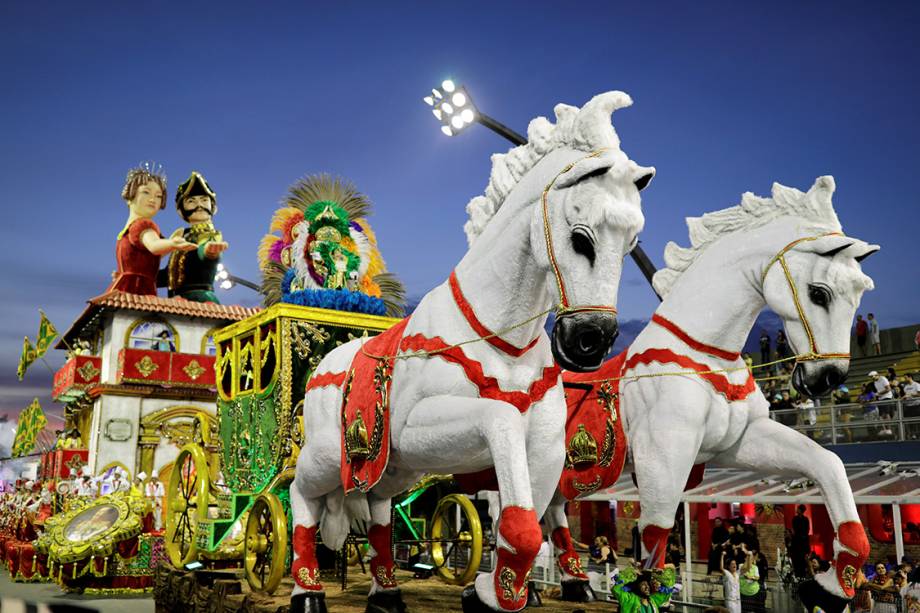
[400, 333, 560, 413]
[449, 270, 540, 357]
[623, 348, 756, 402]
[304, 371, 348, 392]
[651, 314, 740, 361]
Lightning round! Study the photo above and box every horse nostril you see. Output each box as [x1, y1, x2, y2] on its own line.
[578, 330, 602, 354]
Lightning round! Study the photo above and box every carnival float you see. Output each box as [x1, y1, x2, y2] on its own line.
[1, 89, 879, 613]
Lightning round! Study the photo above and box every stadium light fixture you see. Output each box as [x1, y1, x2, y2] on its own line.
[215, 263, 260, 293]
[422, 78, 660, 296]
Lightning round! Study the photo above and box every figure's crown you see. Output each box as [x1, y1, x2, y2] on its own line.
[567, 424, 598, 467]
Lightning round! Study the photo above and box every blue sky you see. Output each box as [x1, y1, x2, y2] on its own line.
[0, 1, 917, 429]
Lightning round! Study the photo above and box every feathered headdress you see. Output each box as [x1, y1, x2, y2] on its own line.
[259, 174, 405, 318]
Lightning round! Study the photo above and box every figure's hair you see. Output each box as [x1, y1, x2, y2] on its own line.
[463, 91, 634, 246]
[652, 176, 842, 297]
[122, 163, 167, 209]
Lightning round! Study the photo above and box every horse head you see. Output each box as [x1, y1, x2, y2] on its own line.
[464, 91, 653, 372]
[762, 177, 879, 396]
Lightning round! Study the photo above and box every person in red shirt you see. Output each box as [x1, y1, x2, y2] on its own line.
[855, 314, 869, 357]
[108, 164, 195, 295]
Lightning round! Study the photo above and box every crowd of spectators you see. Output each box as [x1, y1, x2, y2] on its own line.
[707, 517, 768, 612]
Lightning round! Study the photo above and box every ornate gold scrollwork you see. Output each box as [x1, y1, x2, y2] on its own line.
[182, 360, 205, 381]
[842, 564, 857, 590]
[291, 322, 330, 360]
[565, 556, 584, 576]
[135, 355, 158, 378]
[297, 566, 320, 587]
[498, 566, 528, 603]
[368, 359, 390, 461]
[572, 475, 602, 494]
[76, 361, 100, 382]
[374, 565, 397, 587]
[598, 419, 615, 467]
[596, 381, 617, 419]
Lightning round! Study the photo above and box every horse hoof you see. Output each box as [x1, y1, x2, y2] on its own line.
[291, 591, 329, 613]
[560, 578, 596, 602]
[797, 579, 850, 613]
[461, 584, 504, 612]
[366, 589, 408, 613]
[526, 580, 542, 607]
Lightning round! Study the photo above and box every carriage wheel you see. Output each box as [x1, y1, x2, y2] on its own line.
[244, 492, 288, 594]
[165, 444, 210, 567]
[429, 493, 483, 585]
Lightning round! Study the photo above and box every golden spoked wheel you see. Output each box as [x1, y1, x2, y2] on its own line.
[429, 493, 483, 585]
[244, 492, 288, 594]
[165, 444, 210, 567]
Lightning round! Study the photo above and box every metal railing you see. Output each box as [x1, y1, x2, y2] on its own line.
[769, 398, 920, 444]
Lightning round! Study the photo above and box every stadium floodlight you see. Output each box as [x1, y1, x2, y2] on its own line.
[422, 79, 525, 144]
[422, 78, 661, 295]
[215, 263, 260, 293]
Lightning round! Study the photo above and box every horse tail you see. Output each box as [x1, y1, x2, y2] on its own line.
[319, 487, 369, 550]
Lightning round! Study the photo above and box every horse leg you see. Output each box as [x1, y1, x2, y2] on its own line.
[545, 490, 595, 602]
[289, 476, 329, 613]
[631, 416, 704, 569]
[363, 492, 406, 613]
[395, 396, 542, 612]
[717, 417, 867, 612]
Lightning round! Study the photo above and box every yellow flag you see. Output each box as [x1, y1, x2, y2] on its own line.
[17, 336, 37, 381]
[35, 310, 59, 357]
[12, 398, 47, 457]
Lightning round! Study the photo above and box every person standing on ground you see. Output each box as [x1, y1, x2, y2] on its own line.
[791, 505, 810, 578]
[720, 550, 743, 613]
[869, 313, 882, 355]
[855, 314, 868, 356]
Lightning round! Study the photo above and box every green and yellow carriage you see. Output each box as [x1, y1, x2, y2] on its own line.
[164, 303, 398, 592]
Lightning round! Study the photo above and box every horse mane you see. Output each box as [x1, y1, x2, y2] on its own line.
[463, 91, 635, 246]
[653, 176, 843, 297]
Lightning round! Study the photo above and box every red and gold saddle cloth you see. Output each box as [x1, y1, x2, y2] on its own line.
[559, 351, 629, 499]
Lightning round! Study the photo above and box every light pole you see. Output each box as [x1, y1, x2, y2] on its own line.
[424, 79, 660, 298]
[215, 263, 260, 293]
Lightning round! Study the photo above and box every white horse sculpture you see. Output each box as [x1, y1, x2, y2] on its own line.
[545, 176, 877, 613]
[289, 91, 655, 613]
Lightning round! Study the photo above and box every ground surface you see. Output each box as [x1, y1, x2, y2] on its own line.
[0, 570, 154, 612]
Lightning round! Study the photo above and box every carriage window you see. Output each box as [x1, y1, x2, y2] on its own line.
[126, 319, 178, 352]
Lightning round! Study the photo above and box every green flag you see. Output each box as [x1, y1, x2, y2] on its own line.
[16, 336, 37, 381]
[12, 398, 47, 457]
[35, 310, 59, 357]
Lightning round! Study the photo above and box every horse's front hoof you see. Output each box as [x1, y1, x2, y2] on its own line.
[526, 580, 542, 607]
[462, 584, 505, 612]
[560, 578, 596, 602]
[367, 589, 408, 613]
[291, 591, 329, 613]
[798, 578, 850, 613]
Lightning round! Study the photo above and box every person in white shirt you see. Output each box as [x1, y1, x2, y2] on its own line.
[902, 373, 920, 440]
[145, 470, 166, 531]
[870, 371, 895, 436]
[720, 550, 745, 613]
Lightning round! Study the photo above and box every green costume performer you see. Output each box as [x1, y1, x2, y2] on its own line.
[163, 171, 228, 303]
[611, 569, 676, 613]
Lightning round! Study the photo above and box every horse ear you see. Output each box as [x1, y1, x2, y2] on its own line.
[819, 243, 853, 258]
[854, 244, 880, 262]
[633, 166, 655, 192]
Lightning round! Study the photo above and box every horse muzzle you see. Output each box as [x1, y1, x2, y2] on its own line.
[551, 312, 618, 372]
[792, 361, 849, 398]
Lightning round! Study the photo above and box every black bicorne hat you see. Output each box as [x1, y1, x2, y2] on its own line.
[175, 171, 217, 217]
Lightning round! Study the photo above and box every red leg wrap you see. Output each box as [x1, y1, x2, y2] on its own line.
[494, 507, 542, 611]
[291, 525, 322, 591]
[641, 524, 670, 568]
[551, 526, 588, 580]
[835, 521, 870, 598]
[368, 523, 398, 589]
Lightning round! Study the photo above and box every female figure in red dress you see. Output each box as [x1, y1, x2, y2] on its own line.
[109, 164, 195, 295]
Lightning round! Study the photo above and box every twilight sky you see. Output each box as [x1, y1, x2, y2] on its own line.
[0, 1, 918, 433]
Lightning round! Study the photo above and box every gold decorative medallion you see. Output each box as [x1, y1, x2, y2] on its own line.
[135, 355, 159, 378]
[182, 360, 206, 381]
[842, 565, 857, 590]
[566, 424, 598, 468]
[345, 412, 370, 460]
[297, 566, 320, 587]
[76, 361, 100, 382]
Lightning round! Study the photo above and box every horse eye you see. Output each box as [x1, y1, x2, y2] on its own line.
[571, 229, 595, 266]
[808, 285, 831, 308]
